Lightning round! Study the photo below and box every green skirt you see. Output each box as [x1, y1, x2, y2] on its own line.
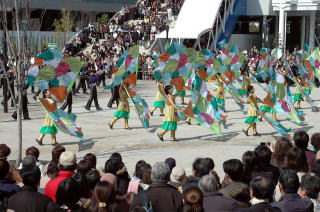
[245, 116, 259, 124]
[174, 91, 186, 97]
[114, 111, 130, 119]
[40, 126, 57, 134]
[162, 121, 177, 131]
[153, 101, 165, 108]
[239, 89, 247, 96]
[216, 98, 225, 105]
[260, 105, 275, 114]
[304, 89, 311, 95]
[294, 94, 302, 101]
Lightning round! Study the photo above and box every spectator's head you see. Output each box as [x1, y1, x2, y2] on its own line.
[110, 152, 122, 161]
[77, 159, 91, 176]
[0, 159, 9, 179]
[312, 159, 320, 178]
[100, 173, 117, 191]
[104, 158, 123, 175]
[88, 181, 116, 211]
[284, 146, 308, 173]
[204, 157, 215, 171]
[86, 170, 101, 192]
[59, 151, 76, 171]
[299, 172, 320, 199]
[293, 131, 309, 151]
[84, 153, 97, 169]
[25, 146, 40, 161]
[151, 162, 170, 183]
[254, 145, 271, 168]
[21, 166, 41, 187]
[311, 133, 320, 151]
[192, 158, 210, 177]
[273, 137, 293, 166]
[223, 159, 243, 182]
[138, 163, 152, 185]
[250, 175, 275, 200]
[21, 155, 36, 170]
[47, 161, 59, 179]
[242, 151, 255, 170]
[182, 187, 203, 212]
[0, 144, 11, 159]
[134, 160, 146, 177]
[170, 166, 186, 183]
[52, 145, 66, 164]
[198, 174, 217, 193]
[164, 157, 176, 171]
[56, 177, 81, 210]
[279, 170, 300, 196]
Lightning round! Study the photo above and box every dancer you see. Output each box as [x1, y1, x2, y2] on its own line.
[243, 86, 262, 136]
[85, 71, 102, 111]
[157, 85, 180, 142]
[294, 76, 304, 109]
[239, 71, 251, 97]
[108, 83, 130, 129]
[174, 86, 186, 105]
[36, 90, 58, 146]
[214, 79, 226, 111]
[150, 81, 165, 117]
[260, 79, 277, 121]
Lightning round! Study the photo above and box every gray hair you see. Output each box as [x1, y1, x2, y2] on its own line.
[198, 174, 217, 193]
[152, 162, 170, 183]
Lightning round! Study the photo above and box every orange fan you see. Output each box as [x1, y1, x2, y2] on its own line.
[50, 86, 67, 102]
[123, 73, 137, 85]
[171, 76, 185, 92]
[182, 101, 195, 118]
[38, 98, 57, 112]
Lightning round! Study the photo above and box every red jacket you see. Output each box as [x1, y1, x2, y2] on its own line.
[44, 170, 74, 201]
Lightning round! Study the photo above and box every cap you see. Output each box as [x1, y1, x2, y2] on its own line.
[170, 166, 186, 183]
[59, 151, 76, 166]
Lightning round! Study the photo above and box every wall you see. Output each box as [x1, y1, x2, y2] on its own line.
[246, 0, 275, 16]
[228, 34, 262, 49]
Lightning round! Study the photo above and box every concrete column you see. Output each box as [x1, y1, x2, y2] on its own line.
[284, 11, 287, 50]
[309, 11, 316, 49]
[278, 7, 285, 49]
[262, 16, 267, 48]
[301, 16, 306, 48]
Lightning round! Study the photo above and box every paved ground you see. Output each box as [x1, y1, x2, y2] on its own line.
[1, 80, 319, 176]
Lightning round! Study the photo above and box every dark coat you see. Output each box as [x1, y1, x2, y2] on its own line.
[202, 192, 238, 212]
[219, 181, 251, 208]
[8, 185, 52, 212]
[236, 202, 281, 212]
[271, 193, 314, 212]
[0, 178, 20, 210]
[130, 183, 183, 212]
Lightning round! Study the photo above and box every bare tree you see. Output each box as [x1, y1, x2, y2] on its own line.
[53, 8, 74, 49]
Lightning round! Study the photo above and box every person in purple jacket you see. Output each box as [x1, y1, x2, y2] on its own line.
[85, 71, 102, 111]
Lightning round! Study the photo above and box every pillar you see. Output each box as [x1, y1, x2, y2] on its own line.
[262, 16, 267, 48]
[309, 11, 316, 49]
[301, 16, 306, 48]
[278, 7, 285, 49]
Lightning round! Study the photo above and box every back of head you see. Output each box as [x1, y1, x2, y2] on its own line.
[104, 158, 122, 175]
[51, 145, 66, 164]
[59, 151, 76, 171]
[311, 159, 320, 178]
[138, 163, 152, 185]
[0, 159, 9, 179]
[284, 146, 308, 173]
[254, 145, 271, 169]
[152, 162, 170, 183]
[110, 152, 122, 161]
[0, 144, 11, 159]
[192, 158, 210, 178]
[165, 157, 176, 171]
[77, 159, 91, 175]
[204, 158, 215, 171]
[47, 160, 59, 179]
[311, 133, 320, 151]
[293, 131, 309, 151]
[84, 153, 97, 169]
[273, 137, 293, 164]
[279, 170, 300, 194]
[56, 177, 80, 210]
[86, 170, 101, 191]
[223, 159, 243, 182]
[198, 174, 217, 194]
[250, 175, 275, 199]
[170, 166, 186, 183]
[242, 151, 255, 169]
[134, 160, 146, 177]
[21, 166, 41, 187]
[87, 181, 116, 212]
[26, 146, 40, 161]
[182, 187, 203, 212]
[300, 172, 320, 199]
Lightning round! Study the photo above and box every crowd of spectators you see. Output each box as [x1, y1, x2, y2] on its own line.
[1, 130, 320, 211]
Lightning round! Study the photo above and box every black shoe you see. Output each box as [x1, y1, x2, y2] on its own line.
[150, 111, 153, 116]
[108, 123, 113, 129]
[12, 112, 17, 120]
[96, 107, 103, 111]
[24, 117, 31, 120]
[107, 105, 112, 109]
[52, 142, 60, 146]
[157, 133, 164, 141]
[253, 133, 261, 136]
[85, 107, 90, 111]
[160, 114, 165, 117]
[243, 129, 249, 136]
[36, 138, 43, 146]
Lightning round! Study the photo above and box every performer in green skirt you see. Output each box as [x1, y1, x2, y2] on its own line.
[214, 79, 225, 111]
[243, 86, 262, 136]
[157, 85, 180, 142]
[294, 76, 304, 109]
[260, 80, 277, 121]
[150, 81, 165, 116]
[109, 83, 130, 129]
[239, 71, 250, 97]
[36, 90, 58, 146]
[173, 85, 186, 105]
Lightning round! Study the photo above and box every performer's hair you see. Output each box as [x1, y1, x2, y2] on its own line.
[42, 89, 48, 98]
[247, 86, 254, 94]
[164, 85, 173, 95]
